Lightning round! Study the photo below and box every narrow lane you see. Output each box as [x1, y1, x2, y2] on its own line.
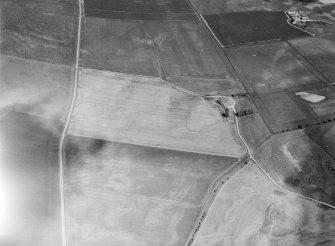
[58, 0, 83, 245]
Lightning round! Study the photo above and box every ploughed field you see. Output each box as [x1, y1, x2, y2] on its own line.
[203, 11, 311, 46]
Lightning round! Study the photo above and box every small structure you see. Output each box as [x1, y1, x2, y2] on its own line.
[216, 97, 235, 118]
[286, 10, 311, 25]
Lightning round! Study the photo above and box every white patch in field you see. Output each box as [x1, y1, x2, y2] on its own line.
[319, 0, 335, 4]
[295, 92, 326, 103]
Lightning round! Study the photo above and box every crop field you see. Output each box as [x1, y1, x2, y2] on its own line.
[64, 134, 239, 245]
[238, 113, 271, 151]
[0, 111, 62, 246]
[192, 163, 335, 246]
[226, 41, 325, 94]
[0, 0, 77, 16]
[255, 131, 335, 206]
[203, 11, 311, 46]
[289, 36, 335, 84]
[305, 122, 335, 159]
[141, 20, 245, 95]
[0, 55, 73, 121]
[0, 8, 77, 65]
[84, 0, 194, 15]
[226, 41, 335, 132]
[80, 18, 159, 76]
[190, 0, 335, 20]
[69, 69, 245, 157]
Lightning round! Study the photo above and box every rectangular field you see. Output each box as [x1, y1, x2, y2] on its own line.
[203, 11, 311, 46]
[142, 20, 245, 95]
[226, 41, 324, 94]
[79, 18, 159, 76]
[84, 0, 194, 14]
[0, 54, 73, 121]
[0, 8, 77, 65]
[0, 112, 62, 246]
[64, 134, 239, 245]
[69, 69, 246, 157]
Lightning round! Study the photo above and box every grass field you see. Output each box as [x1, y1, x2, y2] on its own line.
[289, 28, 335, 84]
[80, 18, 159, 76]
[141, 20, 245, 95]
[226, 41, 324, 94]
[0, 55, 73, 121]
[203, 11, 311, 46]
[192, 163, 335, 246]
[0, 111, 62, 245]
[0, 0, 77, 16]
[238, 113, 271, 151]
[69, 69, 246, 157]
[64, 134, 239, 245]
[84, 0, 193, 14]
[255, 131, 335, 206]
[0, 8, 77, 65]
[190, 0, 335, 20]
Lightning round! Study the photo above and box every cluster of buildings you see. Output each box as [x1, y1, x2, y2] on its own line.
[286, 10, 311, 25]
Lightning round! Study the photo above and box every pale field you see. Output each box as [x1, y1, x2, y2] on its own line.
[192, 163, 335, 246]
[64, 134, 239, 245]
[69, 69, 245, 157]
[0, 54, 73, 121]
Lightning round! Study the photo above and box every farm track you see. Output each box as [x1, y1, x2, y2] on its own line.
[58, 0, 82, 245]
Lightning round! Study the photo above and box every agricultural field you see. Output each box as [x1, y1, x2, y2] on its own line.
[238, 113, 271, 151]
[255, 131, 335, 206]
[0, 8, 77, 65]
[69, 69, 246, 157]
[226, 41, 335, 132]
[192, 163, 335, 246]
[0, 111, 62, 246]
[203, 11, 311, 46]
[64, 134, 239, 245]
[226, 41, 324, 94]
[83, 0, 194, 15]
[190, 0, 335, 20]
[141, 20, 245, 95]
[0, 0, 77, 16]
[290, 24, 335, 84]
[80, 18, 159, 76]
[305, 121, 335, 159]
[0, 54, 73, 121]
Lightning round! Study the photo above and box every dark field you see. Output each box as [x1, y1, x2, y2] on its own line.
[306, 122, 335, 159]
[64, 135, 238, 245]
[203, 11, 311, 46]
[84, 0, 194, 14]
[0, 0, 77, 16]
[255, 131, 335, 206]
[142, 20, 244, 95]
[191, 0, 335, 21]
[80, 18, 159, 76]
[0, 8, 77, 65]
[0, 54, 73, 121]
[0, 112, 62, 245]
[226, 42, 325, 94]
[238, 113, 271, 151]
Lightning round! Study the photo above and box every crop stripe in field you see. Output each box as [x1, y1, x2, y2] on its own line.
[58, 1, 83, 245]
